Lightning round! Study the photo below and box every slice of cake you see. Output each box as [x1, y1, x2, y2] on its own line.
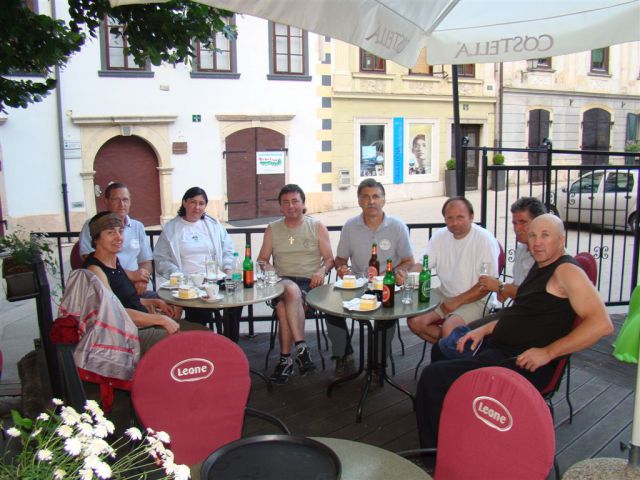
[342, 274, 356, 288]
[359, 294, 377, 309]
[170, 272, 184, 286]
[178, 285, 196, 299]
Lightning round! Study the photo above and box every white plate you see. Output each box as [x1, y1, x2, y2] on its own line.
[344, 301, 381, 312]
[203, 294, 224, 303]
[171, 290, 204, 300]
[334, 278, 368, 289]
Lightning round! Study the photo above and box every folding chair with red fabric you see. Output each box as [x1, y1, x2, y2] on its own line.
[538, 251, 597, 424]
[131, 331, 289, 467]
[401, 366, 555, 479]
[50, 269, 137, 413]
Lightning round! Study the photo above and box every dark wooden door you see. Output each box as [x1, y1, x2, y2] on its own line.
[582, 108, 611, 165]
[452, 124, 481, 191]
[94, 136, 161, 226]
[528, 109, 550, 183]
[225, 128, 285, 221]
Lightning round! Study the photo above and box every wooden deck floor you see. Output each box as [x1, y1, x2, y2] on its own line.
[239, 314, 636, 479]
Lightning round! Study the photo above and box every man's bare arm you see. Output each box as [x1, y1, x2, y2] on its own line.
[517, 263, 613, 371]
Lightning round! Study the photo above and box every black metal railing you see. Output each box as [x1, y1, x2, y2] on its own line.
[469, 144, 639, 305]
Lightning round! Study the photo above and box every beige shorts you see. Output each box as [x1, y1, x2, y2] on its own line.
[433, 287, 487, 325]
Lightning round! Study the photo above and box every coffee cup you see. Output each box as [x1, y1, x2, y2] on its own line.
[205, 283, 219, 298]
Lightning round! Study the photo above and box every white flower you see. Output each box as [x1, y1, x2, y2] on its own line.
[84, 400, 102, 415]
[124, 427, 142, 441]
[5, 427, 20, 438]
[93, 424, 109, 439]
[77, 422, 93, 436]
[60, 406, 81, 426]
[84, 454, 101, 469]
[80, 413, 92, 423]
[79, 467, 94, 480]
[37, 412, 50, 421]
[30, 428, 43, 438]
[54, 469, 67, 479]
[36, 449, 53, 462]
[155, 431, 171, 444]
[93, 461, 112, 479]
[173, 464, 191, 480]
[101, 419, 115, 435]
[64, 437, 82, 456]
[56, 424, 74, 438]
[52, 398, 64, 406]
[85, 438, 110, 456]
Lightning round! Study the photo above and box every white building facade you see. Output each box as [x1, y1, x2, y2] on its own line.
[0, 1, 327, 232]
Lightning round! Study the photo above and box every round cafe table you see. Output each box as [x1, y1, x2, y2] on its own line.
[157, 282, 284, 310]
[158, 282, 285, 388]
[305, 284, 440, 423]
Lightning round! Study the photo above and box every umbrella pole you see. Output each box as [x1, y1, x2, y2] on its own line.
[452, 65, 464, 197]
[630, 348, 640, 468]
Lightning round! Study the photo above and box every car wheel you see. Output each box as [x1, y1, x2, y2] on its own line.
[629, 213, 638, 233]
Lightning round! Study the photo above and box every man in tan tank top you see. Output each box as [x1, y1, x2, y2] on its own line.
[258, 184, 334, 385]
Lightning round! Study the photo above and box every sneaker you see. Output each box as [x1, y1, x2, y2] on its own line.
[270, 357, 294, 385]
[295, 345, 317, 375]
[334, 353, 355, 379]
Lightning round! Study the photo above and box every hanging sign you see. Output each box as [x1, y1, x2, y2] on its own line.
[256, 151, 285, 174]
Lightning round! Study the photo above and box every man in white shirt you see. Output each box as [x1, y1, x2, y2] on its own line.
[408, 197, 499, 343]
[79, 182, 152, 295]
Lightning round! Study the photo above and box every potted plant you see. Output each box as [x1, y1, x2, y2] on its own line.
[0, 228, 57, 301]
[490, 153, 506, 191]
[444, 158, 457, 197]
[625, 140, 640, 165]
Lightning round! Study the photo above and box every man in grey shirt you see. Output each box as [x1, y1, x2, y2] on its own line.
[79, 182, 152, 295]
[329, 178, 414, 377]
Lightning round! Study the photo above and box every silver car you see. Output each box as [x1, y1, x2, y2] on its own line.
[548, 169, 637, 231]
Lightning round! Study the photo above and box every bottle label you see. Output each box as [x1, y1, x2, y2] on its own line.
[244, 271, 254, 287]
[382, 285, 391, 302]
[367, 266, 378, 280]
[421, 282, 430, 297]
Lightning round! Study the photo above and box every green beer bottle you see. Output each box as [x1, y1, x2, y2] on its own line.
[382, 259, 395, 308]
[243, 244, 254, 288]
[419, 254, 431, 303]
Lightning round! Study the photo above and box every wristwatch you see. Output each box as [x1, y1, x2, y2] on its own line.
[498, 280, 505, 293]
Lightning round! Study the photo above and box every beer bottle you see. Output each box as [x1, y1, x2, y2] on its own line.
[368, 243, 380, 281]
[242, 245, 254, 288]
[382, 259, 395, 308]
[418, 255, 431, 303]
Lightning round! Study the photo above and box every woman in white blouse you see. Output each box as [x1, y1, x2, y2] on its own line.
[154, 187, 242, 340]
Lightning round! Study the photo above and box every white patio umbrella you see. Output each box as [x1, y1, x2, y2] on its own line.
[111, 0, 640, 194]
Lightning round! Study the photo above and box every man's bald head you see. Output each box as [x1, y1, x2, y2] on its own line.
[528, 214, 566, 266]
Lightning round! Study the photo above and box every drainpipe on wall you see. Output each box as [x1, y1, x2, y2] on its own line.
[498, 62, 503, 149]
[51, 0, 71, 235]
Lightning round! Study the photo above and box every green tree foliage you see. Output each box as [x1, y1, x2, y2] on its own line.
[0, 0, 235, 113]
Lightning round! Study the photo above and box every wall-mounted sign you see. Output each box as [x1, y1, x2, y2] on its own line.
[256, 151, 285, 174]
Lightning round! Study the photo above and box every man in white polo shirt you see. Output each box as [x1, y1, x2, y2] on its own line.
[408, 196, 499, 344]
[79, 182, 152, 294]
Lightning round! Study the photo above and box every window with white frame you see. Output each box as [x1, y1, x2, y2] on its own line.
[194, 16, 237, 75]
[268, 22, 310, 80]
[100, 16, 152, 76]
[355, 120, 393, 181]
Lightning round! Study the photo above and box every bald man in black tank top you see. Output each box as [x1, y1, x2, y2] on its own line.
[416, 214, 613, 449]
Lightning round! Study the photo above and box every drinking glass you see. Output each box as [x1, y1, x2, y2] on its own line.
[401, 283, 413, 304]
[266, 270, 278, 285]
[479, 262, 490, 276]
[256, 260, 267, 288]
[205, 257, 218, 281]
[408, 272, 420, 290]
[224, 276, 237, 294]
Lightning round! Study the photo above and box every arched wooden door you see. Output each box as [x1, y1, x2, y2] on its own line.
[94, 136, 161, 226]
[582, 108, 611, 165]
[225, 128, 285, 221]
[528, 109, 550, 184]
